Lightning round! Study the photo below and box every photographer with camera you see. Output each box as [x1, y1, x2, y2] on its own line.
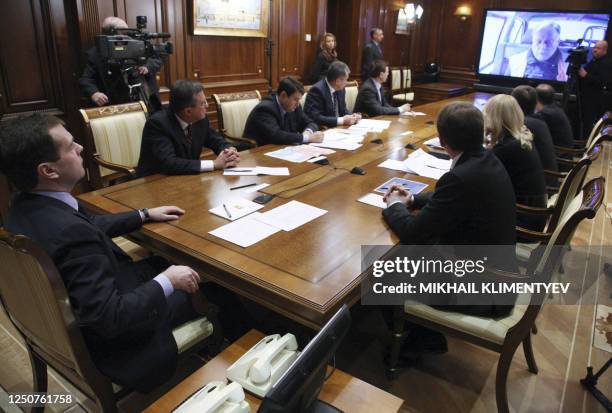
[578, 40, 611, 136]
[78, 16, 164, 111]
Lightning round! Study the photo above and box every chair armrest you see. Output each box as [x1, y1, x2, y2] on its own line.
[554, 145, 584, 155]
[516, 203, 553, 215]
[544, 169, 566, 179]
[556, 157, 578, 167]
[222, 130, 257, 147]
[516, 226, 552, 242]
[93, 154, 135, 176]
[546, 185, 559, 195]
[573, 139, 587, 148]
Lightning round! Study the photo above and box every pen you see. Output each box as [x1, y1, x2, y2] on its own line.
[230, 183, 257, 190]
[222, 203, 232, 218]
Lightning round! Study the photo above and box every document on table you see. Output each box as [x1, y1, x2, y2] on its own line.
[400, 111, 427, 117]
[311, 141, 362, 150]
[349, 119, 391, 132]
[253, 200, 327, 231]
[424, 137, 443, 149]
[404, 149, 451, 180]
[374, 177, 428, 194]
[209, 198, 264, 221]
[357, 193, 387, 209]
[209, 213, 280, 248]
[377, 159, 415, 174]
[223, 167, 290, 176]
[315, 128, 365, 150]
[265, 145, 335, 163]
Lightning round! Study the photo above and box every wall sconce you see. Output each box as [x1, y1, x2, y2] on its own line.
[403, 3, 424, 24]
[454, 5, 472, 21]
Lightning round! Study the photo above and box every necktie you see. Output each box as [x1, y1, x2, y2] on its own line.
[282, 113, 289, 131]
[333, 91, 339, 117]
[185, 124, 193, 149]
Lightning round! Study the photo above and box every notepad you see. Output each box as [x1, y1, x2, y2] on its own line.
[209, 213, 280, 247]
[209, 198, 264, 221]
[357, 193, 387, 209]
[253, 201, 327, 231]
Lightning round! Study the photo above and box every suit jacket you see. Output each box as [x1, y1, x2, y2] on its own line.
[536, 104, 575, 148]
[382, 149, 517, 317]
[525, 115, 559, 187]
[310, 51, 336, 83]
[303, 79, 350, 127]
[137, 108, 230, 177]
[492, 131, 547, 232]
[78, 47, 162, 110]
[361, 41, 384, 80]
[5, 193, 177, 392]
[243, 95, 318, 145]
[354, 78, 400, 117]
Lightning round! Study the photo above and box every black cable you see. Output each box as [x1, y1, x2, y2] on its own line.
[273, 159, 352, 199]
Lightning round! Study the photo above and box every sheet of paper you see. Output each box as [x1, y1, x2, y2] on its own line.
[265, 145, 336, 163]
[424, 137, 443, 149]
[323, 129, 365, 144]
[209, 198, 264, 221]
[209, 213, 280, 248]
[245, 183, 270, 194]
[223, 167, 290, 176]
[404, 149, 450, 180]
[377, 159, 414, 173]
[253, 200, 327, 231]
[310, 141, 362, 150]
[357, 193, 387, 209]
[401, 111, 427, 117]
[399, 130, 414, 136]
[374, 177, 428, 195]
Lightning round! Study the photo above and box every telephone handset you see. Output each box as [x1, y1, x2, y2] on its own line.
[172, 381, 249, 413]
[226, 333, 299, 397]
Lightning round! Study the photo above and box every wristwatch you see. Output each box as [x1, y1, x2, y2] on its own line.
[140, 208, 150, 221]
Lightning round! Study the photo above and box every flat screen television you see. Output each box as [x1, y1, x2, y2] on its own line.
[258, 305, 351, 413]
[476, 9, 611, 87]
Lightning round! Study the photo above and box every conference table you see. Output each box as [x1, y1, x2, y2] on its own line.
[78, 92, 492, 329]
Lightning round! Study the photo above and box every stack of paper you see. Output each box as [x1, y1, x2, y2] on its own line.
[424, 137, 443, 149]
[311, 129, 364, 150]
[378, 148, 450, 180]
[265, 145, 335, 163]
[209, 213, 280, 248]
[209, 198, 264, 221]
[224, 167, 290, 176]
[253, 201, 327, 231]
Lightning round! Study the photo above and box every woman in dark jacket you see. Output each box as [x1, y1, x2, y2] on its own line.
[483, 94, 548, 234]
[310, 32, 338, 82]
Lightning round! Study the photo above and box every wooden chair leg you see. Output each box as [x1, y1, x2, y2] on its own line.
[522, 334, 539, 374]
[28, 350, 47, 413]
[386, 305, 405, 380]
[495, 344, 519, 413]
[531, 324, 538, 335]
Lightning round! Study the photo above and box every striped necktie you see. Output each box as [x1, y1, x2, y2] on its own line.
[185, 124, 193, 148]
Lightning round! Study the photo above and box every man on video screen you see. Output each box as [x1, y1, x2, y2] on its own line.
[505, 22, 567, 82]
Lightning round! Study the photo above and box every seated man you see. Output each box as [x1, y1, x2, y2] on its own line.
[137, 80, 240, 177]
[304, 60, 361, 128]
[511, 85, 559, 187]
[535, 83, 575, 148]
[243, 77, 323, 145]
[0, 114, 205, 392]
[381, 102, 517, 359]
[354, 60, 411, 117]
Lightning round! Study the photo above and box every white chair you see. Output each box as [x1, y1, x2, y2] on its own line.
[345, 80, 359, 113]
[213, 90, 262, 148]
[390, 67, 414, 104]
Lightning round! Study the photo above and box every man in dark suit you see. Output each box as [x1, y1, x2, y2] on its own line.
[137, 80, 240, 177]
[0, 113, 206, 392]
[78, 17, 163, 111]
[578, 40, 611, 137]
[354, 60, 411, 117]
[361, 28, 385, 80]
[381, 102, 517, 360]
[304, 60, 361, 128]
[512, 85, 559, 187]
[535, 83, 575, 148]
[243, 77, 323, 145]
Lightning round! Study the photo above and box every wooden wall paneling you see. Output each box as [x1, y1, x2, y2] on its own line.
[327, 0, 360, 78]
[276, 0, 304, 82]
[164, 0, 187, 87]
[302, 0, 328, 84]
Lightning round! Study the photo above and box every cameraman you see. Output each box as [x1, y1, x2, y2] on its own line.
[78, 17, 162, 111]
[578, 40, 611, 136]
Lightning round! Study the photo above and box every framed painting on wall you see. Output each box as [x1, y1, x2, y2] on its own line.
[193, 0, 269, 37]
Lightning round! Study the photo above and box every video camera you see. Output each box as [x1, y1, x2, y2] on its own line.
[95, 15, 173, 64]
[565, 40, 589, 76]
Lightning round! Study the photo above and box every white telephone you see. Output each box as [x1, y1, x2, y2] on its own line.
[226, 333, 299, 397]
[172, 381, 249, 413]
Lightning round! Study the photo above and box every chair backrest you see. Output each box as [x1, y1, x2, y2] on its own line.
[79, 102, 148, 181]
[547, 144, 601, 231]
[345, 80, 359, 113]
[584, 111, 611, 145]
[586, 125, 611, 153]
[212, 91, 262, 139]
[390, 67, 411, 92]
[0, 229, 115, 407]
[535, 177, 605, 278]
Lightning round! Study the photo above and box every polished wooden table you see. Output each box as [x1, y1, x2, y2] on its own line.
[143, 330, 404, 413]
[78, 93, 492, 329]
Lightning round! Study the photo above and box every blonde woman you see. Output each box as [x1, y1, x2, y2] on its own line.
[483, 94, 547, 233]
[310, 32, 338, 82]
